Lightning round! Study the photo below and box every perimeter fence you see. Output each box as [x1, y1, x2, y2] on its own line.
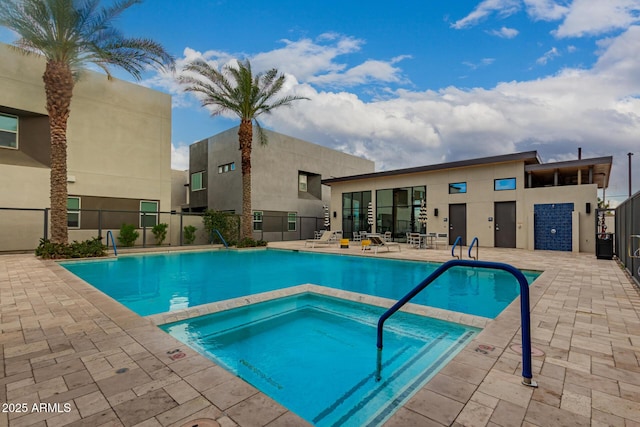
[0, 207, 325, 252]
[615, 191, 640, 286]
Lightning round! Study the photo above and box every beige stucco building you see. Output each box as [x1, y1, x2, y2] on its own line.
[0, 43, 172, 250]
[323, 151, 612, 253]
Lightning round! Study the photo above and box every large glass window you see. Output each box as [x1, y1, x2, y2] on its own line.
[67, 197, 80, 228]
[0, 113, 18, 149]
[376, 185, 426, 240]
[342, 191, 371, 238]
[140, 201, 158, 227]
[495, 177, 516, 191]
[449, 182, 467, 194]
[191, 171, 205, 191]
[253, 211, 263, 231]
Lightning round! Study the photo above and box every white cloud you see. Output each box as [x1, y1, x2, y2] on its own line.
[523, 0, 570, 21]
[554, 0, 640, 37]
[536, 46, 560, 64]
[171, 143, 190, 170]
[463, 58, 496, 70]
[488, 26, 520, 38]
[451, 0, 522, 29]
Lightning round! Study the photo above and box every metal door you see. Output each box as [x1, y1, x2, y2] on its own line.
[449, 204, 466, 245]
[495, 201, 516, 248]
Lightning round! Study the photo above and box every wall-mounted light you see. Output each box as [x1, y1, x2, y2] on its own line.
[434, 208, 438, 217]
[586, 202, 591, 214]
[333, 211, 337, 218]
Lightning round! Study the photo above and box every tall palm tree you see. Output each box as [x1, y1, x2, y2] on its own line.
[179, 59, 308, 239]
[0, 0, 174, 244]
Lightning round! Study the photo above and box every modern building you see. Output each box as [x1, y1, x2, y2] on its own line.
[186, 127, 375, 241]
[323, 151, 612, 253]
[0, 43, 172, 250]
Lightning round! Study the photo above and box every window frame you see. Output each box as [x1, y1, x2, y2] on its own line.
[253, 211, 263, 231]
[494, 177, 517, 191]
[448, 182, 467, 194]
[67, 196, 81, 229]
[0, 113, 18, 150]
[191, 171, 205, 191]
[298, 173, 308, 192]
[287, 212, 297, 231]
[140, 200, 159, 228]
[218, 162, 235, 174]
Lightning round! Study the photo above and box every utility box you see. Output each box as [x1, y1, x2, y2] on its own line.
[596, 233, 614, 260]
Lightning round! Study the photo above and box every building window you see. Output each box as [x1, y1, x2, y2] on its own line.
[191, 171, 205, 191]
[140, 200, 158, 227]
[288, 212, 297, 231]
[342, 191, 372, 238]
[449, 182, 467, 194]
[376, 186, 426, 239]
[218, 162, 235, 173]
[495, 177, 516, 191]
[299, 173, 308, 192]
[0, 113, 18, 149]
[67, 197, 80, 228]
[253, 211, 263, 231]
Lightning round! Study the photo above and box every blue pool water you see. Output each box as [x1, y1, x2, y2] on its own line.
[161, 293, 479, 427]
[61, 249, 539, 318]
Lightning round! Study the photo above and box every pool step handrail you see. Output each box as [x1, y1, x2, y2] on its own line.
[451, 236, 462, 259]
[468, 237, 479, 260]
[211, 229, 229, 249]
[106, 230, 118, 256]
[376, 259, 537, 388]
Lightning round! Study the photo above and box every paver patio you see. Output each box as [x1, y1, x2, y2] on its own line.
[1, 242, 639, 426]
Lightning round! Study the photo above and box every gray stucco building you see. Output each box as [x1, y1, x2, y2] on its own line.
[186, 127, 374, 240]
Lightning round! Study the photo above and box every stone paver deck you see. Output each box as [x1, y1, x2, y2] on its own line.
[1, 242, 639, 426]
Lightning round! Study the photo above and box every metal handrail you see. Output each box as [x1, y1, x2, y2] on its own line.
[106, 230, 118, 256]
[211, 229, 229, 249]
[451, 236, 462, 259]
[376, 259, 537, 387]
[468, 237, 479, 260]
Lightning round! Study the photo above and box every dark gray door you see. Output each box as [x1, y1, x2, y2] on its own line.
[495, 201, 516, 248]
[449, 204, 466, 245]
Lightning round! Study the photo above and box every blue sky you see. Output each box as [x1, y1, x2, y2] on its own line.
[2, 0, 640, 204]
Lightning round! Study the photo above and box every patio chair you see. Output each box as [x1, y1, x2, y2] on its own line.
[408, 232, 421, 248]
[305, 231, 335, 248]
[383, 231, 392, 242]
[435, 233, 448, 249]
[352, 232, 362, 243]
[368, 235, 401, 254]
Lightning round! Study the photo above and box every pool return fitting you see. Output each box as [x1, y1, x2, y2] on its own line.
[376, 259, 538, 388]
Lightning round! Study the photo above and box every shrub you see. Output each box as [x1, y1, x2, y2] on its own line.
[118, 223, 139, 247]
[183, 225, 197, 244]
[202, 210, 240, 245]
[235, 237, 268, 248]
[152, 223, 168, 245]
[35, 237, 107, 259]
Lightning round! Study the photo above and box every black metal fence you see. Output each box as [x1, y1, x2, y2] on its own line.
[615, 192, 640, 286]
[0, 207, 325, 252]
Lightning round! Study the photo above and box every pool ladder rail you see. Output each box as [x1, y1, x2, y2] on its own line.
[210, 229, 229, 249]
[106, 230, 118, 256]
[451, 236, 479, 260]
[376, 259, 538, 388]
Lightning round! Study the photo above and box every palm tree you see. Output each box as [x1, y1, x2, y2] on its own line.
[178, 59, 308, 239]
[0, 0, 174, 244]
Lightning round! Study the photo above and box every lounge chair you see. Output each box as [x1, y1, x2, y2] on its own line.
[305, 231, 335, 247]
[368, 235, 401, 254]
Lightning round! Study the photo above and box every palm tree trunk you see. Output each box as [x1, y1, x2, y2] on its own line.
[43, 61, 74, 244]
[238, 119, 253, 239]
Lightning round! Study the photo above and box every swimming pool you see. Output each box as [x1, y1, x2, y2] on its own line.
[161, 292, 479, 426]
[61, 249, 539, 318]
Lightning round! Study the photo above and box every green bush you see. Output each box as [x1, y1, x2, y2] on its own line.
[118, 223, 139, 247]
[183, 225, 197, 244]
[235, 237, 268, 248]
[35, 237, 107, 259]
[152, 223, 168, 245]
[202, 210, 240, 245]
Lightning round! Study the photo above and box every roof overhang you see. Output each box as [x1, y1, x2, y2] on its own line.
[524, 156, 612, 189]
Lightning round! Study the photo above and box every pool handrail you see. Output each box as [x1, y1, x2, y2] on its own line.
[468, 237, 479, 260]
[451, 236, 462, 259]
[106, 230, 118, 256]
[211, 229, 229, 249]
[376, 259, 537, 388]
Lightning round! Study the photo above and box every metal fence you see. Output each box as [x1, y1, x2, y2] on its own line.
[615, 192, 640, 286]
[0, 207, 325, 252]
